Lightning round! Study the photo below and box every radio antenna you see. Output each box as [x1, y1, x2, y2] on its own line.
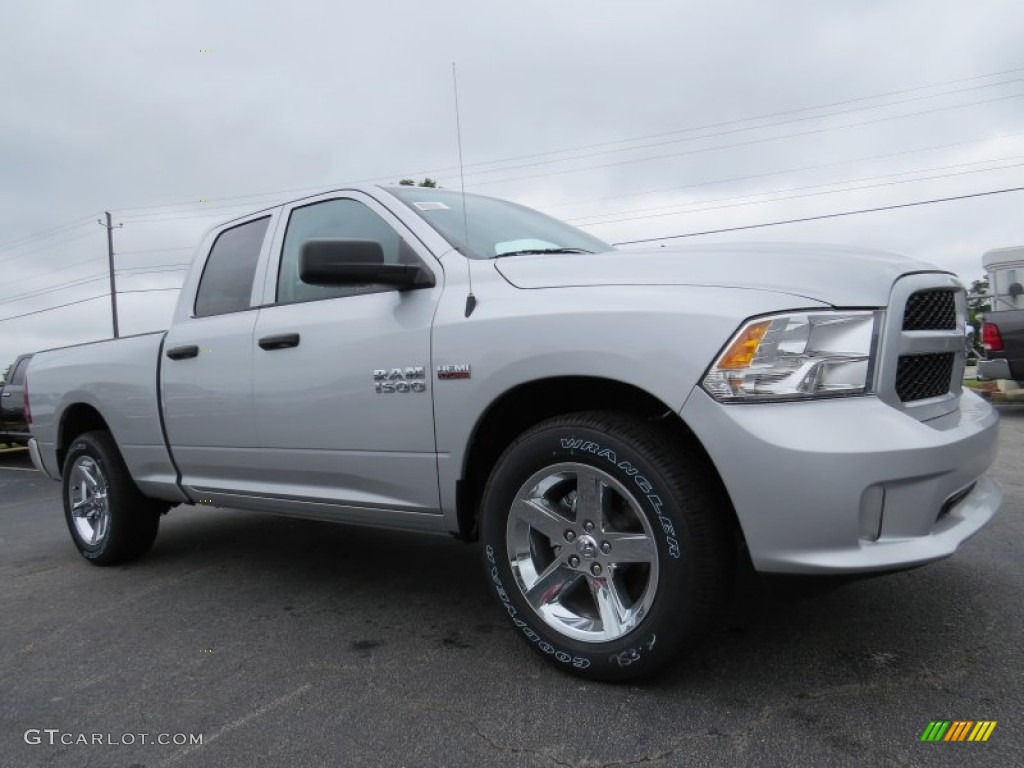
[452, 62, 477, 317]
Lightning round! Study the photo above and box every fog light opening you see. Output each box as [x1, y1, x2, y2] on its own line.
[859, 485, 885, 542]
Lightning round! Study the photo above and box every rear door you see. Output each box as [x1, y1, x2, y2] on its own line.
[249, 191, 443, 515]
[161, 212, 278, 498]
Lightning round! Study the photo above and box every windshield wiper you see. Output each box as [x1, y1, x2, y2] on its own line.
[495, 247, 594, 258]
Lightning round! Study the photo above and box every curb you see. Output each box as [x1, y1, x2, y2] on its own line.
[989, 392, 1024, 404]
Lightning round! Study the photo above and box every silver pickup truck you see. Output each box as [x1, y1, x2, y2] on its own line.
[26, 185, 1001, 681]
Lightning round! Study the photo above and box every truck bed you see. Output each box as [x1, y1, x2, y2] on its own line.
[27, 332, 187, 502]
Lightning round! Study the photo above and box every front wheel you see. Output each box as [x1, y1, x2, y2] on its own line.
[480, 412, 734, 682]
[62, 430, 165, 565]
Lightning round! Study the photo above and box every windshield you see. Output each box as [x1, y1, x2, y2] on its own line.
[387, 186, 613, 260]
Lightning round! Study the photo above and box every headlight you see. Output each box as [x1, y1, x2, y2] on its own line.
[702, 311, 878, 402]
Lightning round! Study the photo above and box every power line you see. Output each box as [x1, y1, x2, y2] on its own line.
[460, 77, 1024, 182]
[0, 216, 99, 254]
[1, 261, 186, 301]
[570, 156, 1024, 226]
[0, 273, 183, 310]
[3, 255, 106, 290]
[115, 246, 193, 255]
[0, 294, 110, 323]
[0, 274, 109, 307]
[121, 205, 263, 224]
[118, 287, 181, 295]
[613, 185, 1024, 245]
[546, 129, 1024, 210]
[113, 186, 326, 216]
[118, 263, 189, 273]
[10, 66, 1022, 245]
[9, 186, 1024, 323]
[105, 63, 1024, 217]
[432, 66, 1024, 173]
[0, 262, 186, 307]
[0, 230, 97, 266]
[469, 91, 1024, 188]
[111, 85, 1024, 229]
[5, 66, 1023, 311]
[0, 276, 181, 318]
[118, 267, 189, 277]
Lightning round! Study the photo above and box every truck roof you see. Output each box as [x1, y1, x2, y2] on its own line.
[983, 245, 1024, 268]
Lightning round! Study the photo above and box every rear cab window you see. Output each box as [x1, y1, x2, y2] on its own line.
[194, 217, 272, 317]
[11, 358, 29, 385]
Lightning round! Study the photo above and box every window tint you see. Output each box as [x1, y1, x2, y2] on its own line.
[277, 198, 419, 304]
[11, 358, 29, 385]
[194, 217, 271, 317]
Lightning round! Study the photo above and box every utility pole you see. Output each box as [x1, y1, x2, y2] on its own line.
[97, 212, 122, 338]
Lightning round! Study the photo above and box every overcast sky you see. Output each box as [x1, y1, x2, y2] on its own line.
[3, 0, 1024, 372]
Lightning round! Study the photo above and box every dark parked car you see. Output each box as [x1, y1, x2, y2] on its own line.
[978, 310, 1024, 384]
[978, 246, 1024, 384]
[0, 353, 33, 445]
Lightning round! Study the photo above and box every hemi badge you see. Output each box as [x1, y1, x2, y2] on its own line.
[437, 364, 471, 380]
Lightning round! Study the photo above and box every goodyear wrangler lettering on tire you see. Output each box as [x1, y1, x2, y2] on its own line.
[485, 545, 591, 669]
[609, 634, 658, 668]
[560, 437, 681, 559]
[480, 411, 734, 681]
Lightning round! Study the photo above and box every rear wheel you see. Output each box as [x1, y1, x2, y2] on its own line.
[62, 430, 165, 565]
[480, 411, 735, 682]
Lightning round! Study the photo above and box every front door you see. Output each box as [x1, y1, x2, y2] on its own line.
[250, 192, 442, 515]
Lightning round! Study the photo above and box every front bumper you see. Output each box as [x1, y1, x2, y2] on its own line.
[27, 438, 55, 480]
[680, 389, 1002, 574]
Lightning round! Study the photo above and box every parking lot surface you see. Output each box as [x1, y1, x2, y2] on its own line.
[1, 409, 1022, 768]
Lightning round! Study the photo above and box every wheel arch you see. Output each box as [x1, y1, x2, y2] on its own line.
[57, 403, 111, 474]
[456, 376, 736, 541]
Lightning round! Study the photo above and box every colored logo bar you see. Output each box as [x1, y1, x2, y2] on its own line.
[920, 721, 997, 742]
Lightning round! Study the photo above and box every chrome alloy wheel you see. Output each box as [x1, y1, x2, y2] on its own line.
[506, 462, 660, 643]
[67, 456, 111, 546]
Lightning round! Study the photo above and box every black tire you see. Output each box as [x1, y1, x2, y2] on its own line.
[479, 411, 734, 682]
[62, 430, 165, 565]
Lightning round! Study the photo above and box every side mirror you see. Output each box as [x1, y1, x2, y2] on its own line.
[1008, 282, 1023, 298]
[299, 239, 434, 290]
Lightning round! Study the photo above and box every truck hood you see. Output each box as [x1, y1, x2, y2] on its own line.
[493, 243, 951, 306]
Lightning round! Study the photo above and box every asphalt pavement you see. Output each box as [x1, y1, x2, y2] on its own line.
[1, 410, 1022, 768]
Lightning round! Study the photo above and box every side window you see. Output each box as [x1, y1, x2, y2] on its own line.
[194, 217, 271, 317]
[11, 358, 28, 385]
[276, 198, 420, 305]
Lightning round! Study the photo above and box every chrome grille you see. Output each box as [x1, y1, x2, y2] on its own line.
[895, 353, 955, 402]
[902, 289, 956, 330]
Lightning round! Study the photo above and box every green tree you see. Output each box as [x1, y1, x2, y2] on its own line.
[967, 277, 990, 330]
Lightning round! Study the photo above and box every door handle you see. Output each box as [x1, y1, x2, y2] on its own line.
[2, 392, 10, 397]
[258, 333, 300, 351]
[166, 345, 199, 360]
